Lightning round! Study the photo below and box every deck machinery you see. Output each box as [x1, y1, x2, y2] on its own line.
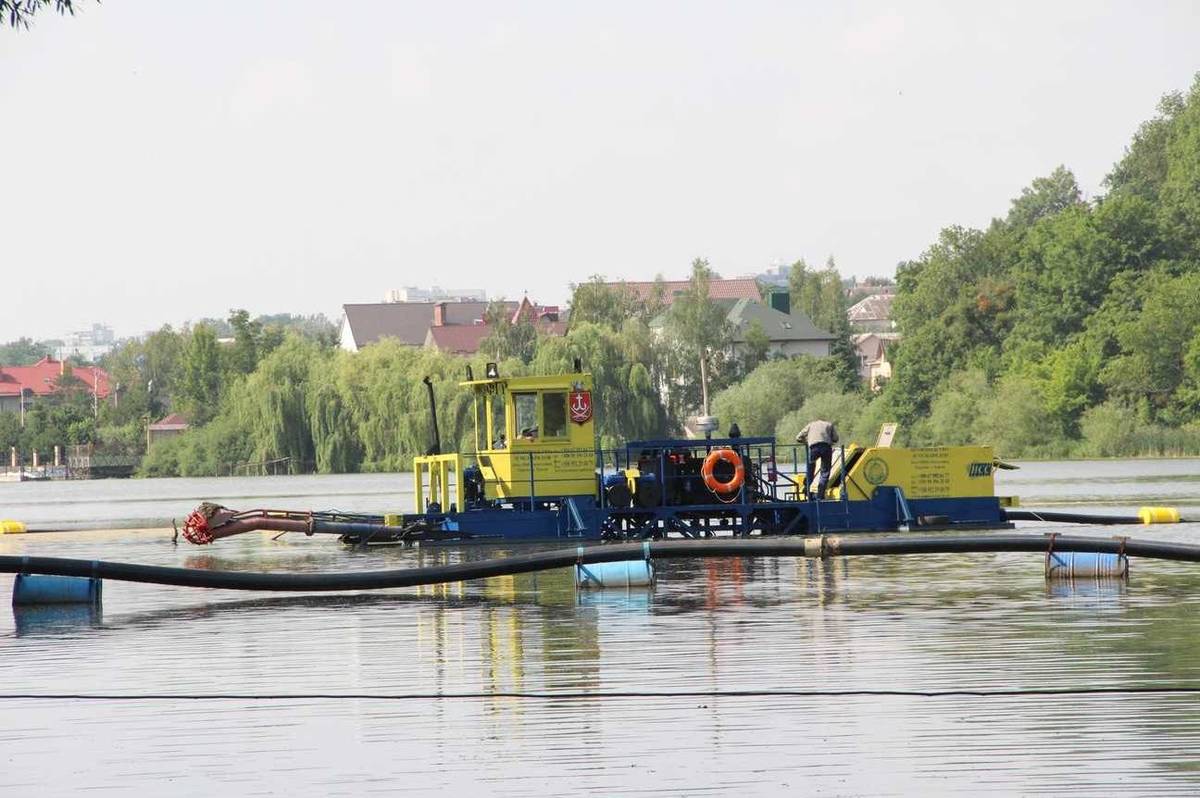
[182, 367, 1016, 546]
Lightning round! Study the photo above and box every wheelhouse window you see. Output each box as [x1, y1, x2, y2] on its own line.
[475, 394, 488, 450]
[514, 392, 538, 440]
[490, 392, 507, 448]
[542, 391, 567, 438]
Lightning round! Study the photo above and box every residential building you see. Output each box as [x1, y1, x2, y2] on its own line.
[0, 357, 112, 413]
[852, 332, 899, 391]
[341, 297, 565, 355]
[340, 301, 497, 352]
[847, 292, 897, 332]
[148, 413, 190, 447]
[426, 297, 567, 355]
[648, 298, 835, 359]
[723, 298, 835, 358]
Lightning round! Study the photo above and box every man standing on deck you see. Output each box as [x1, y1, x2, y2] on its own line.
[796, 419, 838, 500]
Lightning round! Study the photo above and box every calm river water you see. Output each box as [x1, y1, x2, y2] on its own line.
[2, 460, 1200, 795]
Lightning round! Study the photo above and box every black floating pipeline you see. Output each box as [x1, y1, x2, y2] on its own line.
[1006, 510, 1142, 525]
[5, 534, 1200, 598]
[1005, 507, 1189, 525]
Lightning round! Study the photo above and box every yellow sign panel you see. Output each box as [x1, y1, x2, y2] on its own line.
[845, 445, 996, 500]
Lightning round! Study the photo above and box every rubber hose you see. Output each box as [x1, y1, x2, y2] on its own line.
[3, 534, 1200, 593]
[1004, 510, 1144, 525]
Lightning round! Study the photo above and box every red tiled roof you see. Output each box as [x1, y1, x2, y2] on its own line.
[342, 301, 512, 348]
[510, 297, 562, 325]
[852, 332, 900, 362]
[426, 324, 495, 354]
[0, 357, 111, 398]
[425, 319, 569, 355]
[149, 413, 190, 431]
[603, 278, 761, 304]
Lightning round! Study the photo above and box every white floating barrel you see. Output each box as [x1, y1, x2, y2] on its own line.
[1045, 552, 1128, 580]
[575, 560, 655, 589]
[12, 574, 103, 605]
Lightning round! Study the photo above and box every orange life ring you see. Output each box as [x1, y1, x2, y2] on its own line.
[701, 449, 744, 495]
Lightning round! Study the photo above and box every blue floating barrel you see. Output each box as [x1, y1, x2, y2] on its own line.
[1045, 552, 1128, 580]
[575, 559, 654, 589]
[12, 574, 103, 606]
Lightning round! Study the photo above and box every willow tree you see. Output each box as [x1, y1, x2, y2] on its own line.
[307, 351, 361, 473]
[226, 335, 322, 473]
[2, 0, 80, 28]
[532, 322, 668, 447]
[319, 341, 494, 471]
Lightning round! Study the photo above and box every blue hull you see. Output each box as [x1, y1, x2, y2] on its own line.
[392, 487, 1010, 544]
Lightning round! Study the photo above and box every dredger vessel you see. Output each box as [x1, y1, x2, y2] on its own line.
[181, 364, 1093, 547]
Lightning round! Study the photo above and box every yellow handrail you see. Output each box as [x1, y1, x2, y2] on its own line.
[413, 453, 462, 513]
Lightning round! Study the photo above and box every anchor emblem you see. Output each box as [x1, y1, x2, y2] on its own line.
[568, 390, 592, 424]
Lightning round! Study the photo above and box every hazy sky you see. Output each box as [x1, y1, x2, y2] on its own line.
[3, 1, 1198, 341]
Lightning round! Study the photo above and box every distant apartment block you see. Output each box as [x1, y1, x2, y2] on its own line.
[746, 262, 791, 290]
[54, 323, 116, 363]
[385, 286, 488, 304]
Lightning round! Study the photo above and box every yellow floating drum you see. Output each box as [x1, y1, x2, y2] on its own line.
[1138, 507, 1181, 525]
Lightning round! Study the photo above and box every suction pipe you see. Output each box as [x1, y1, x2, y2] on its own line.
[5, 534, 1200, 594]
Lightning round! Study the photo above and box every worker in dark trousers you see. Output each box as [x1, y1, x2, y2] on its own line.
[796, 419, 838, 500]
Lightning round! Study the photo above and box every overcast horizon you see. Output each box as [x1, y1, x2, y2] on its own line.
[3, 1, 1199, 342]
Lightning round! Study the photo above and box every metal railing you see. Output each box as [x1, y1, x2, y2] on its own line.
[412, 440, 856, 516]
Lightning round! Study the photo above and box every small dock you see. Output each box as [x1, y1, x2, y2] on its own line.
[65, 450, 141, 479]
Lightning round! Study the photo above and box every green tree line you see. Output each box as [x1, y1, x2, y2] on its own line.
[0, 312, 339, 465]
[872, 76, 1200, 457]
